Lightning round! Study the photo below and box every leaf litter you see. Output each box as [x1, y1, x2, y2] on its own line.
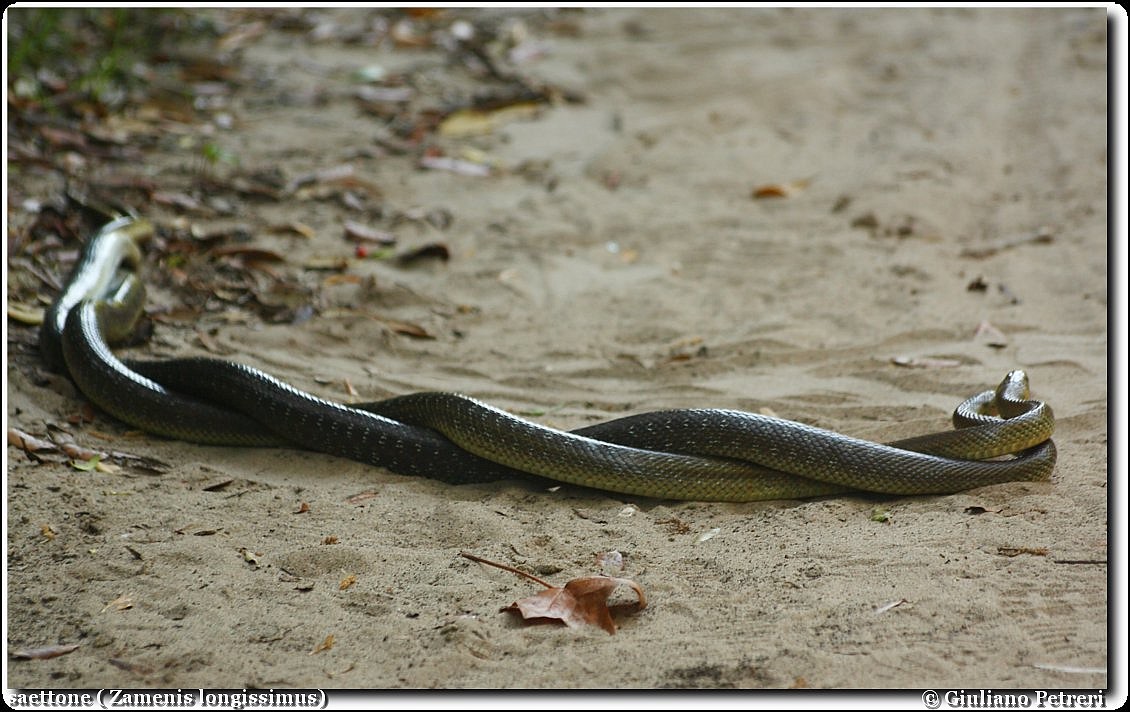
[460, 551, 646, 634]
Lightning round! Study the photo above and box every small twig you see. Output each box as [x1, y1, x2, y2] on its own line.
[460, 551, 552, 589]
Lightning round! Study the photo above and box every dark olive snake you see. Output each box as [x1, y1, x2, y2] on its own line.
[40, 215, 1057, 502]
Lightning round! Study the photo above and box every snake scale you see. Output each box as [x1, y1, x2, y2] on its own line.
[40, 214, 1057, 502]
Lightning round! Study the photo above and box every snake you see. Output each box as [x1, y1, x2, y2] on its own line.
[41, 214, 1057, 502]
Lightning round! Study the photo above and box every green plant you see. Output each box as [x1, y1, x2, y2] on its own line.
[6, 8, 192, 106]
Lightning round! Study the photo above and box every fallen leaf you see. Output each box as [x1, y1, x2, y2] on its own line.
[10, 643, 80, 660]
[8, 428, 57, 453]
[210, 245, 287, 263]
[851, 212, 880, 230]
[6, 301, 44, 325]
[461, 551, 646, 635]
[345, 490, 379, 505]
[506, 575, 647, 635]
[267, 221, 316, 238]
[966, 275, 990, 292]
[101, 594, 133, 613]
[377, 317, 434, 339]
[240, 547, 260, 567]
[70, 455, 103, 472]
[153, 191, 204, 212]
[343, 220, 397, 245]
[395, 242, 450, 266]
[310, 634, 335, 655]
[695, 527, 720, 543]
[752, 178, 810, 199]
[438, 102, 541, 138]
[60, 441, 106, 462]
[306, 257, 350, 272]
[286, 163, 382, 197]
[964, 506, 1000, 515]
[891, 355, 963, 369]
[419, 155, 492, 177]
[874, 599, 908, 615]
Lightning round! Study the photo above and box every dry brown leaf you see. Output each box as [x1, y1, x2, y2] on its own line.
[343, 220, 397, 246]
[153, 191, 204, 212]
[305, 256, 350, 271]
[210, 245, 287, 263]
[60, 441, 106, 462]
[396, 242, 450, 266]
[310, 634, 334, 655]
[506, 575, 646, 634]
[10, 643, 80, 660]
[461, 551, 646, 635]
[101, 594, 133, 613]
[345, 490, 379, 505]
[752, 178, 810, 199]
[267, 221, 316, 238]
[286, 163, 382, 197]
[8, 427, 57, 453]
[377, 317, 434, 339]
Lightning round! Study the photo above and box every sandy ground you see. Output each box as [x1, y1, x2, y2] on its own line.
[5, 7, 1114, 693]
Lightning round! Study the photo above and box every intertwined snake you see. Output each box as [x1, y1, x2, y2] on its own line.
[39, 215, 1057, 502]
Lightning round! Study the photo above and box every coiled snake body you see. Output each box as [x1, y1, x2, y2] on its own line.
[43, 215, 1057, 502]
